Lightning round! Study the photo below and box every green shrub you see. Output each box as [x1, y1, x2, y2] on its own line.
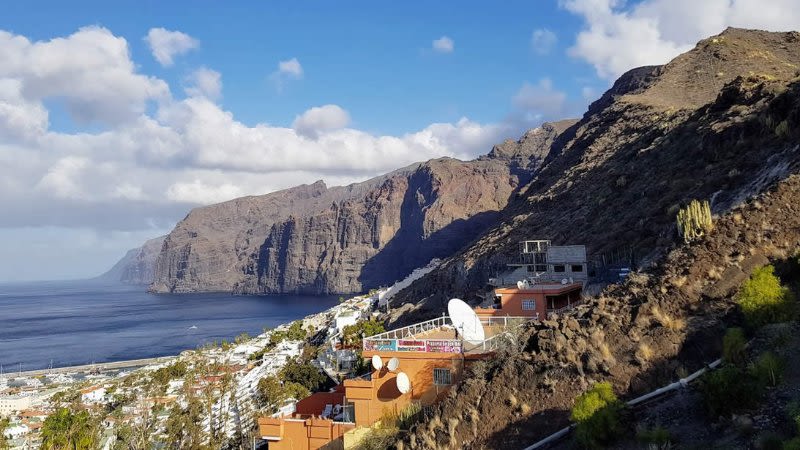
[571, 382, 623, 449]
[750, 352, 785, 387]
[786, 400, 800, 435]
[636, 426, 672, 447]
[676, 199, 713, 243]
[737, 265, 795, 328]
[700, 365, 762, 417]
[723, 327, 747, 366]
[342, 320, 386, 348]
[784, 437, 800, 450]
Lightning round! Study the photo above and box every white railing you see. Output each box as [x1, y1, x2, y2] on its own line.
[546, 302, 581, 319]
[363, 315, 535, 354]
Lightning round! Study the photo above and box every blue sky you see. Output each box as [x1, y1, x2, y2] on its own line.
[3, 0, 593, 135]
[0, 0, 798, 282]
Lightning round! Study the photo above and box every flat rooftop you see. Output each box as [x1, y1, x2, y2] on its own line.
[494, 282, 583, 295]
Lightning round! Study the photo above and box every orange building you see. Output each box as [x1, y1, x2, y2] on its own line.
[258, 284, 584, 449]
[476, 281, 583, 320]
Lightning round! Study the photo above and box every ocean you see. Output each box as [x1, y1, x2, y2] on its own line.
[0, 280, 339, 371]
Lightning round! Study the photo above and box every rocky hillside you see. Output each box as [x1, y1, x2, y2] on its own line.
[392, 27, 800, 449]
[148, 120, 575, 295]
[391, 27, 800, 321]
[96, 235, 165, 285]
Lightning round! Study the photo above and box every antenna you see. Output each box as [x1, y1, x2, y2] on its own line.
[371, 355, 383, 371]
[396, 372, 411, 394]
[447, 298, 486, 344]
[387, 357, 399, 372]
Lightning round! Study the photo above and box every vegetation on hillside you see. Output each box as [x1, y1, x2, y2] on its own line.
[41, 408, 100, 450]
[737, 265, 795, 328]
[342, 320, 385, 348]
[570, 382, 623, 449]
[676, 199, 714, 243]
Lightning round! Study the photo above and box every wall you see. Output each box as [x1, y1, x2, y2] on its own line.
[346, 352, 464, 427]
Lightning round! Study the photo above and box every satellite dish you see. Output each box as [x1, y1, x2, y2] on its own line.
[387, 357, 399, 372]
[371, 355, 383, 371]
[516, 280, 525, 289]
[561, 278, 568, 285]
[396, 372, 411, 394]
[448, 298, 486, 344]
[521, 279, 530, 289]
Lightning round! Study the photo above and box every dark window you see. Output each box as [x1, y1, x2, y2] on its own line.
[553, 265, 566, 273]
[535, 264, 547, 272]
[433, 368, 452, 385]
[571, 265, 584, 272]
[527, 265, 536, 272]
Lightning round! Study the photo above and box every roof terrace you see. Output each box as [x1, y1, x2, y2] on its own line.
[362, 315, 532, 355]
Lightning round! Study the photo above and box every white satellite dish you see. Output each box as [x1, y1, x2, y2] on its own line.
[371, 355, 383, 371]
[448, 298, 486, 344]
[387, 357, 400, 372]
[516, 280, 525, 289]
[561, 278, 568, 285]
[396, 372, 411, 394]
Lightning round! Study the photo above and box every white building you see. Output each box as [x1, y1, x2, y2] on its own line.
[334, 310, 360, 333]
[0, 394, 34, 417]
[80, 385, 107, 404]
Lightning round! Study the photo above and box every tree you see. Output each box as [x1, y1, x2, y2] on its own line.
[41, 407, 100, 450]
[280, 360, 327, 392]
[0, 417, 10, 450]
[342, 320, 385, 349]
[256, 376, 310, 413]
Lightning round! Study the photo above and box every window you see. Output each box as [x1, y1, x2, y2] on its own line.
[526, 265, 536, 273]
[553, 264, 566, 273]
[522, 300, 536, 310]
[433, 368, 452, 386]
[535, 264, 547, 272]
[571, 265, 584, 273]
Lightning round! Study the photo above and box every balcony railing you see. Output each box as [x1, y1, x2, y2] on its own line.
[362, 315, 534, 354]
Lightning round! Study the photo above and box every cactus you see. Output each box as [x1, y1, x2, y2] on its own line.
[676, 199, 713, 243]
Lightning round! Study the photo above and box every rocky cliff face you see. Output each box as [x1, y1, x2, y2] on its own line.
[391, 28, 800, 321]
[149, 120, 575, 295]
[97, 235, 165, 285]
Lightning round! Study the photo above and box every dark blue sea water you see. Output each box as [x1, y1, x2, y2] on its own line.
[0, 280, 339, 371]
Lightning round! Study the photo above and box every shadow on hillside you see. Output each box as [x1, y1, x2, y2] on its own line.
[393, 78, 800, 326]
[482, 309, 736, 449]
[357, 166, 507, 290]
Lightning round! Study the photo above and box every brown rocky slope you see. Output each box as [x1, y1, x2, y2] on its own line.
[392, 28, 800, 449]
[391, 27, 800, 322]
[148, 120, 575, 294]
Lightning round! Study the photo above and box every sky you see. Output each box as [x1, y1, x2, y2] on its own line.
[0, 0, 799, 282]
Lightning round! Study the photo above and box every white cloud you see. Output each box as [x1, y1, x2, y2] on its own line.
[270, 57, 303, 91]
[512, 78, 568, 121]
[561, 0, 800, 80]
[278, 57, 303, 78]
[166, 180, 244, 204]
[145, 27, 199, 67]
[184, 67, 221, 100]
[0, 26, 169, 125]
[531, 28, 557, 55]
[292, 104, 351, 138]
[432, 36, 454, 53]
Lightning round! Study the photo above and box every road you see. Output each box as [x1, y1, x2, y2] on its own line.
[4, 356, 176, 378]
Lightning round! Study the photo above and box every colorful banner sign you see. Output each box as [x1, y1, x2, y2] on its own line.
[425, 340, 462, 353]
[397, 339, 427, 352]
[364, 339, 396, 351]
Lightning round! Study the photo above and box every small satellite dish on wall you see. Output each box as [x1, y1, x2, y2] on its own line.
[371, 355, 383, 371]
[448, 298, 486, 344]
[396, 372, 411, 394]
[516, 280, 525, 289]
[387, 357, 400, 372]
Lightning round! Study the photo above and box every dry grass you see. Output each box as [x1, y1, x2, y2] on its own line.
[651, 305, 687, 331]
[637, 342, 654, 362]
